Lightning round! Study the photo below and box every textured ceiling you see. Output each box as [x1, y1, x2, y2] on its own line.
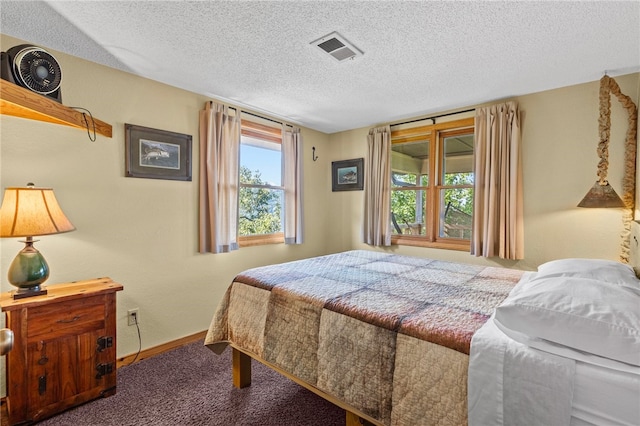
[1, 1, 639, 134]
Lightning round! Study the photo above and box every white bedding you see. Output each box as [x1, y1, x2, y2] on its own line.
[470, 258, 640, 425]
[572, 361, 640, 425]
[469, 315, 640, 426]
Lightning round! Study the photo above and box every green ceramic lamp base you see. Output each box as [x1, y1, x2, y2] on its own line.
[8, 237, 50, 299]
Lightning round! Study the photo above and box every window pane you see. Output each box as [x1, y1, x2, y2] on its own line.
[444, 171, 474, 186]
[391, 189, 426, 235]
[439, 188, 473, 239]
[442, 134, 473, 184]
[392, 172, 416, 187]
[240, 138, 281, 186]
[391, 140, 429, 186]
[239, 187, 283, 236]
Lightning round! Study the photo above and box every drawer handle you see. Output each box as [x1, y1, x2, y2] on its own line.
[57, 316, 81, 324]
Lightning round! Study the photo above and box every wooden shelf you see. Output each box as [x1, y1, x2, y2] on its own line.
[0, 79, 112, 138]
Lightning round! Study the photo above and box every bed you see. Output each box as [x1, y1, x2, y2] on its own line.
[205, 250, 640, 425]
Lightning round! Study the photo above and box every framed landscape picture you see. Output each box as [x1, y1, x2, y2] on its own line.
[125, 124, 192, 181]
[332, 158, 364, 191]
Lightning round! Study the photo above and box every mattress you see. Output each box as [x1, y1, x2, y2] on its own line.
[469, 316, 640, 426]
[571, 360, 640, 425]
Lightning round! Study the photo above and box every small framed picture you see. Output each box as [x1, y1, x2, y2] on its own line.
[332, 158, 364, 191]
[125, 124, 192, 181]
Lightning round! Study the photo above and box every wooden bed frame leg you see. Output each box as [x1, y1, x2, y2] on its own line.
[232, 348, 252, 388]
[346, 410, 366, 426]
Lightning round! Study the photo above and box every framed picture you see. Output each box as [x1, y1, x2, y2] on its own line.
[332, 158, 364, 191]
[125, 123, 192, 181]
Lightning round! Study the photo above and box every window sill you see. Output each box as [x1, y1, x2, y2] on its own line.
[391, 235, 470, 251]
[239, 232, 284, 247]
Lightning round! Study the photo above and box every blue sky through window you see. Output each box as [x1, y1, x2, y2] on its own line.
[240, 142, 281, 186]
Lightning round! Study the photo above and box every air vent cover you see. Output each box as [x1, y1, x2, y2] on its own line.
[311, 32, 363, 62]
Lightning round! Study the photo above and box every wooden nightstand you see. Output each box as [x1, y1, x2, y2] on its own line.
[0, 278, 123, 425]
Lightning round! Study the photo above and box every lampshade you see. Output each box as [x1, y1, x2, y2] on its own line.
[0, 185, 76, 237]
[577, 181, 625, 208]
[0, 184, 75, 299]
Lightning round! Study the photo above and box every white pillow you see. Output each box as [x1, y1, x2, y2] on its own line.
[495, 276, 640, 366]
[533, 258, 639, 287]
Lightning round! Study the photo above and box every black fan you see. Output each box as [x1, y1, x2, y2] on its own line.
[1, 44, 62, 102]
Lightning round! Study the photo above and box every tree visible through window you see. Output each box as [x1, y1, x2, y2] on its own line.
[238, 165, 282, 235]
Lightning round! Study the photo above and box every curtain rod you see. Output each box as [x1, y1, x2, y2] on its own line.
[390, 108, 475, 127]
[209, 101, 293, 127]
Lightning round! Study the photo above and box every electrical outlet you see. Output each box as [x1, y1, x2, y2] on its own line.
[127, 308, 139, 326]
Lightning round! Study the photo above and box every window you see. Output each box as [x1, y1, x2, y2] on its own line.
[390, 118, 474, 250]
[238, 119, 284, 246]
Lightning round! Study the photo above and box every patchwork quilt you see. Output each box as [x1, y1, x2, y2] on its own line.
[205, 250, 523, 425]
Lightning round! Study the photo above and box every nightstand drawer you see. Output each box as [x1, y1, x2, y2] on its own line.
[28, 295, 106, 339]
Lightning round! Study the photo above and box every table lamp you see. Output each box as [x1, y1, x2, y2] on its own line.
[0, 183, 75, 299]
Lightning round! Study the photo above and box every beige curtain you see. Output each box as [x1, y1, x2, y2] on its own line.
[283, 126, 303, 244]
[363, 125, 392, 246]
[472, 101, 524, 259]
[199, 101, 241, 253]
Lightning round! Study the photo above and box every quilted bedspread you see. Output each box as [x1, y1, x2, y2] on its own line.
[205, 250, 524, 425]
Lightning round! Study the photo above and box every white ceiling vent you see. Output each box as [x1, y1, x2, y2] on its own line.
[311, 31, 363, 62]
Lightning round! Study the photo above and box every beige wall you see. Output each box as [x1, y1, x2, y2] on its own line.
[325, 73, 640, 272]
[0, 34, 332, 380]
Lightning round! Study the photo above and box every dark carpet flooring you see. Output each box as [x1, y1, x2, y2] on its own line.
[37, 341, 346, 425]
